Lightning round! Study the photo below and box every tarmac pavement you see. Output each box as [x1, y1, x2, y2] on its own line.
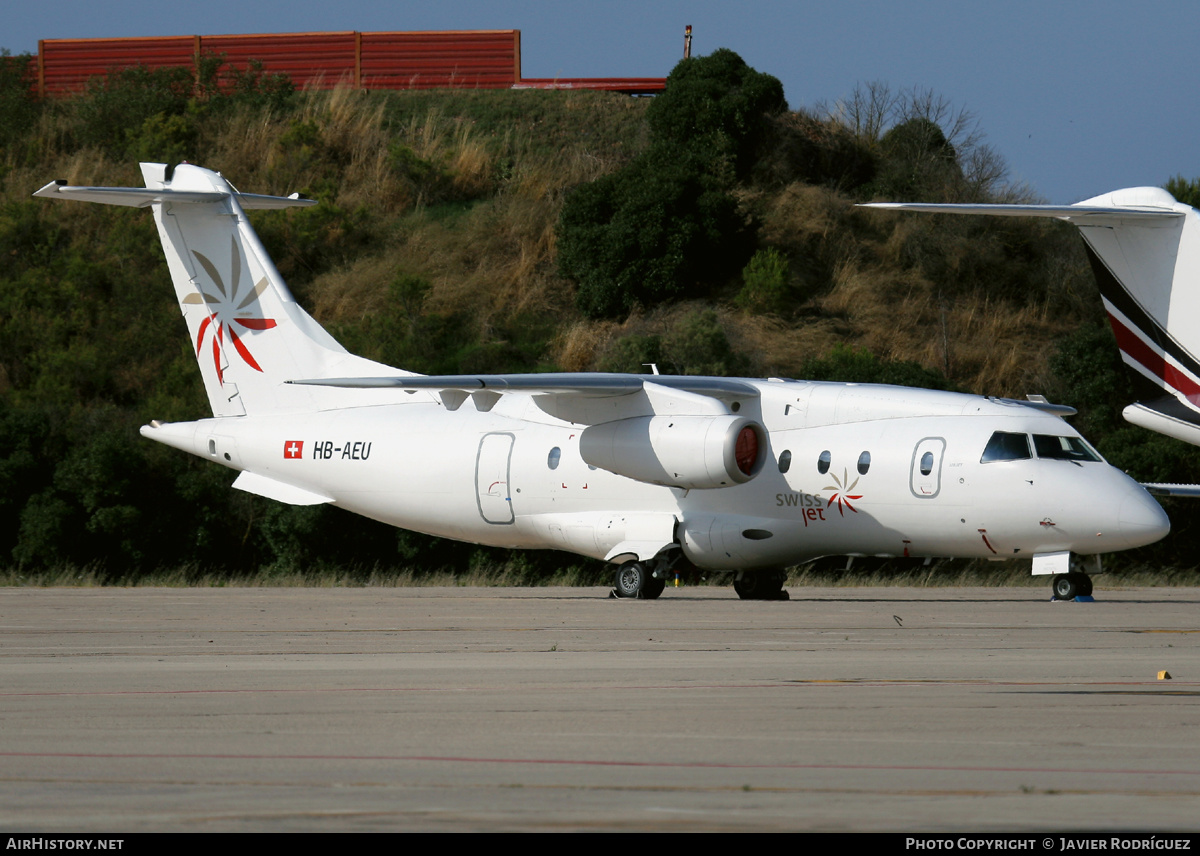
[0, 585, 1196, 831]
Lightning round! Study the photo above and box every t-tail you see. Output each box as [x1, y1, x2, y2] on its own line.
[34, 163, 408, 417]
[862, 188, 1200, 446]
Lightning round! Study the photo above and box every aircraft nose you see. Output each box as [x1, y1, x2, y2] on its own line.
[1117, 488, 1171, 546]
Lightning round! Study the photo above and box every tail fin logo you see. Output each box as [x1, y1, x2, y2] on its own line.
[181, 238, 277, 382]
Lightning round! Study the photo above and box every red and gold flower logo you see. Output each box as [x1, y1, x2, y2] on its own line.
[181, 240, 277, 382]
[824, 468, 863, 516]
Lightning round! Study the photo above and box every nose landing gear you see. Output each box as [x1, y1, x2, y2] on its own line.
[1051, 572, 1093, 600]
[1036, 552, 1100, 601]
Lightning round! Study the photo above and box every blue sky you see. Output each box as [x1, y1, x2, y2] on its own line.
[7, 0, 1198, 203]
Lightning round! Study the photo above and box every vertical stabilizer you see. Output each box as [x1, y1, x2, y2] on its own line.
[35, 163, 410, 417]
[860, 191, 1200, 444]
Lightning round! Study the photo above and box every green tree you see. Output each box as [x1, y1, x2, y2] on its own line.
[870, 117, 962, 200]
[559, 147, 753, 319]
[1165, 175, 1200, 209]
[647, 48, 786, 177]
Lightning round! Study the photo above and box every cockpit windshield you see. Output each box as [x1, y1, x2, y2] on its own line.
[980, 431, 1031, 463]
[981, 431, 1103, 464]
[1032, 434, 1102, 462]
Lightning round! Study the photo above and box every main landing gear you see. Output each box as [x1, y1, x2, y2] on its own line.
[613, 560, 667, 599]
[612, 557, 790, 601]
[1051, 572, 1093, 600]
[733, 569, 789, 601]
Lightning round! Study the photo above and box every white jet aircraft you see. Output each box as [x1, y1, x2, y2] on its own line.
[34, 163, 1171, 601]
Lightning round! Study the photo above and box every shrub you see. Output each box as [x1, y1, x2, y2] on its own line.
[799, 344, 954, 390]
[736, 247, 790, 313]
[600, 311, 750, 377]
[753, 110, 877, 191]
[559, 146, 754, 319]
[0, 51, 39, 152]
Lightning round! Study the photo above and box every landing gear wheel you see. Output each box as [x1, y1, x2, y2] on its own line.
[641, 576, 666, 600]
[1052, 572, 1093, 600]
[1052, 573, 1079, 600]
[733, 574, 759, 600]
[734, 571, 787, 600]
[614, 561, 648, 598]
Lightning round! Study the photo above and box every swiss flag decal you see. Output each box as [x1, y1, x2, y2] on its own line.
[283, 440, 304, 459]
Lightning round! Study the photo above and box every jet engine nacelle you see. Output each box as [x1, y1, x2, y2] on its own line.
[579, 415, 766, 490]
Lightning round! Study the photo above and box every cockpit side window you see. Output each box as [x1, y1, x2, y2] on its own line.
[1032, 434, 1102, 462]
[980, 431, 1031, 463]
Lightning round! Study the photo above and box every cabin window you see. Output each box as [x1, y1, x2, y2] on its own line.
[857, 451, 871, 475]
[920, 451, 934, 476]
[778, 450, 792, 474]
[547, 447, 561, 470]
[1032, 434, 1102, 462]
[980, 431, 1031, 463]
[817, 450, 831, 474]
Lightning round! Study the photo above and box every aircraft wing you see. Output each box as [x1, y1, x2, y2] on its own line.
[859, 201, 1183, 226]
[993, 397, 1077, 417]
[288, 372, 758, 396]
[288, 373, 760, 422]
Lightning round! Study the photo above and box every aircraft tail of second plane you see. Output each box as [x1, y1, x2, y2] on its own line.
[862, 189, 1200, 445]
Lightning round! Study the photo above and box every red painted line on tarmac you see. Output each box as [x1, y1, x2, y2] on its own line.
[4, 677, 1195, 696]
[0, 679, 1191, 698]
[0, 750, 1196, 777]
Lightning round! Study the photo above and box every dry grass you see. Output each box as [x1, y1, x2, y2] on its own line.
[6, 561, 1197, 588]
[306, 255, 403, 324]
[9, 89, 1093, 403]
[553, 320, 621, 372]
[816, 261, 1072, 394]
[0, 562, 609, 588]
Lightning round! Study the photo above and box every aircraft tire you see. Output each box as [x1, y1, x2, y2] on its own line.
[1052, 574, 1078, 600]
[641, 577, 666, 600]
[734, 571, 785, 600]
[733, 574, 757, 599]
[614, 561, 647, 598]
[1075, 573, 1093, 597]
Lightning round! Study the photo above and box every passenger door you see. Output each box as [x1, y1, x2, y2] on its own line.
[910, 437, 946, 498]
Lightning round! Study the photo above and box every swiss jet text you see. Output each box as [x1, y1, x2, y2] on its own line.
[776, 492, 828, 526]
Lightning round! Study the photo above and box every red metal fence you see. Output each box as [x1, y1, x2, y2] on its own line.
[35, 29, 664, 97]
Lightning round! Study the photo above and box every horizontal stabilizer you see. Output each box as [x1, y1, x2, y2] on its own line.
[859, 200, 1182, 226]
[1122, 401, 1200, 446]
[33, 180, 316, 210]
[1141, 483, 1200, 498]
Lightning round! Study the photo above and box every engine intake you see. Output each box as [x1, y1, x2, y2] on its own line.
[579, 415, 766, 489]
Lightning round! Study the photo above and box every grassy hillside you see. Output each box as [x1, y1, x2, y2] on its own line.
[1, 52, 1196, 579]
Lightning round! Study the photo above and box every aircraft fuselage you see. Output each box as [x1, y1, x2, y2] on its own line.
[143, 379, 1168, 571]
